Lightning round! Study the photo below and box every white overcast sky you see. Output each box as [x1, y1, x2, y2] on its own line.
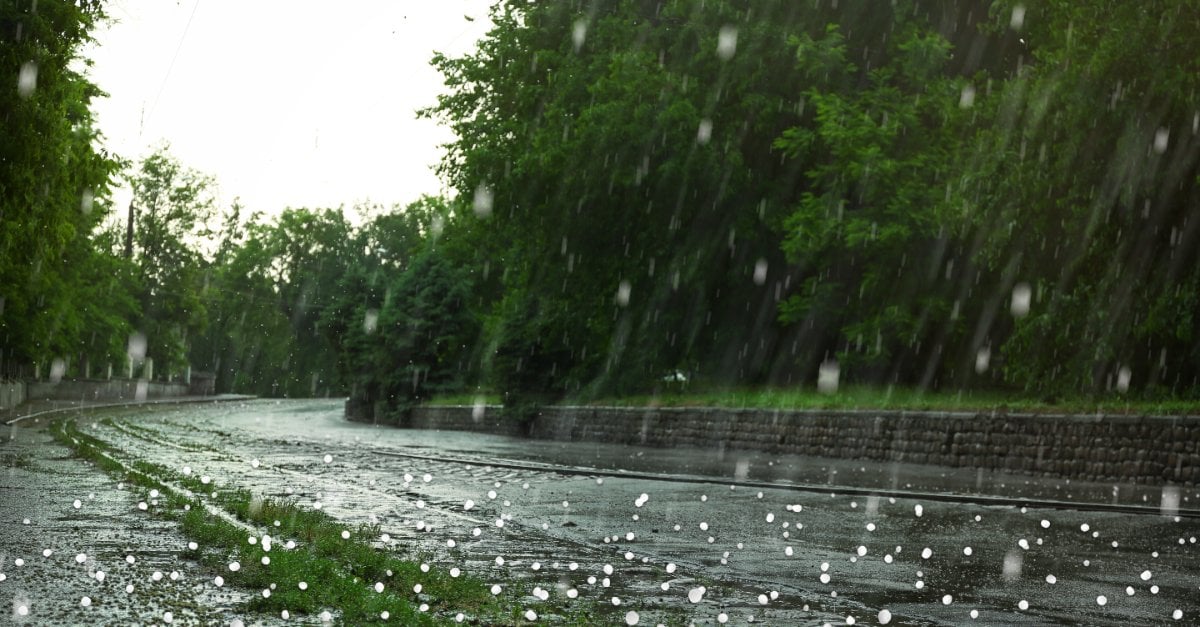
[85, 0, 495, 217]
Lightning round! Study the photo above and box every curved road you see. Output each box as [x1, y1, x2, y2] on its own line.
[6, 398, 1199, 625]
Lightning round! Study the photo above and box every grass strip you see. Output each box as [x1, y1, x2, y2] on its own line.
[426, 386, 1197, 415]
[51, 418, 505, 625]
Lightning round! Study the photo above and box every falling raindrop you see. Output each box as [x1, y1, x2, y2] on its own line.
[1010, 4, 1026, 29]
[817, 361, 839, 394]
[572, 20, 587, 52]
[616, 281, 631, 306]
[716, 26, 738, 60]
[473, 184, 494, 218]
[17, 61, 37, 98]
[959, 85, 976, 109]
[1011, 283, 1032, 317]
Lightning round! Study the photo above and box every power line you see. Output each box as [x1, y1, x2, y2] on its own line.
[144, 0, 201, 128]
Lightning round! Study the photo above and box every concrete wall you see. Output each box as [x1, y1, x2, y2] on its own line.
[26, 378, 188, 402]
[0, 380, 25, 411]
[390, 405, 1200, 485]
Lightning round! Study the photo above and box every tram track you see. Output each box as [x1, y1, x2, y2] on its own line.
[366, 448, 1200, 520]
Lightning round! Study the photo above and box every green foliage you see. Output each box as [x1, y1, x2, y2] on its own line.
[346, 243, 478, 423]
[6, 0, 1198, 405]
[128, 147, 217, 377]
[0, 0, 124, 376]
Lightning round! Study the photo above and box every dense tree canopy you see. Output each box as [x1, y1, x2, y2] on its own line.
[3, 0, 1196, 415]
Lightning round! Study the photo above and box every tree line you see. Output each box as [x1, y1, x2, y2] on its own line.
[3, 0, 1196, 420]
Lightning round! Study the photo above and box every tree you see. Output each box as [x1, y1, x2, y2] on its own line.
[0, 0, 124, 377]
[127, 147, 216, 378]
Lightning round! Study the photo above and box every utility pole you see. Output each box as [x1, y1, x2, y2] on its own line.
[124, 201, 135, 258]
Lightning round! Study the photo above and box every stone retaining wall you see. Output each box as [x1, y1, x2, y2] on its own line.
[26, 379, 189, 402]
[390, 405, 1200, 485]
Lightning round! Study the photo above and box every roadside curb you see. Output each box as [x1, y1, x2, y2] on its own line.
[2, 395, 256, 426]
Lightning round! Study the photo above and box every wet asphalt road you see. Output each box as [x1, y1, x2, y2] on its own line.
[3, 398, 1200, 625]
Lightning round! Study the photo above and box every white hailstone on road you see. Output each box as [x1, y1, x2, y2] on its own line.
[228, 562, 240, 572]
[524, 610, 537, 621]
[942, 595, 954, 605]
[450, 568, 461, 577]
[625, 610, 640, 625]
[464, 499, 474, 511]
[915, 504, 924, 517]
[1046, 574, 1057, 584]
[1018, 600, 1029, 610]
[1041, 519, 1051, 529]
[666, 563, 676, 573]
[1141, 570, 1153, 581]
[75, 553, 87, 563]
[1097, 595, 1107, 606]
[80, 596, 91, 607]
[878, 609, 892, 624]
[688, 586, 707, 603]
[964, 547, 973, 556]
[921, 548, 932, 559]
[73, 499, 82, 509]
[323, 454, 332, 463]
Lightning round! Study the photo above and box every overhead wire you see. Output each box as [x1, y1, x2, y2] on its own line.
[144, 0, 202, 129]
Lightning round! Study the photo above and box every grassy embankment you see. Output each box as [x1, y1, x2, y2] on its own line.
[424, 385, 1198, 415]
[47, 417, 573, 625]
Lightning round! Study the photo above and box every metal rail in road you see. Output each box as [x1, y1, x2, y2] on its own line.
[371, 449, 1200, 520]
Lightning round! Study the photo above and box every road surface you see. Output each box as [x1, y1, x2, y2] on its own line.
[2, 399, 1198, 625]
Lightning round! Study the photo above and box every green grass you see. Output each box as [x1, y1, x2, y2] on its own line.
[425, 385, 1197, 415]
[50, 418, 503, 625]
[419, 392, 501, 406]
